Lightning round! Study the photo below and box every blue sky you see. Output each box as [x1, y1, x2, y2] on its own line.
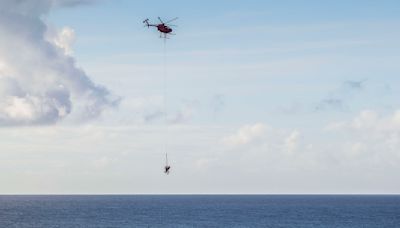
[0, 0, 399, 193]
[48, 0, 400, 126]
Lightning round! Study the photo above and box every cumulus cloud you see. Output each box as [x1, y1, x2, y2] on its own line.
[0, 0, 97, 16]
[327, 109, 400, 132]
[284, 130, 300, 154]
[325, 110, 400, 164]
[0, 0, 118, 125]
[222, 123, 267, 147]
[47, 27, 76, 56]
[222, 124, 304, 156]
[222, 112, 400, 169]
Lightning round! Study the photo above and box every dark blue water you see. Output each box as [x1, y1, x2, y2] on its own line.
[0, 195, 399, 227]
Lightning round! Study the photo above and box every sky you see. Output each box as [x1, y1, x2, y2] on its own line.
[0, 0, 400, 194]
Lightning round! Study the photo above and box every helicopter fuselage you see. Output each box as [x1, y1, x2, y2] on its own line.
[157, 24, 172, 34]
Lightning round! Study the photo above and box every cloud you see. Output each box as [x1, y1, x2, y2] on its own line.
[280, 79, 371, 115]
[222, 115, 400, 169]
[47, 27, 76, 56]
[119, 96, 163, 124]
[315, 79, 366, 111]
[277, 101, 305, 115]
[210, 94, 225, 117]
[315, 98, 346, 111]
[329, 109, 400, 133]
[222, 123, 267, 147]
[53, 0, 98, 8]
[344, 80, 366, 90]
[325, 110, 400, 164]
[0, 0, 118, 125]
[0, 0, 98, 16]
[284, 130, 300, 154]
[325, 109, 397, 132]
[168, 99, 198, 124]
[115, 97, 198, 125]
[222, 124, 304, 156]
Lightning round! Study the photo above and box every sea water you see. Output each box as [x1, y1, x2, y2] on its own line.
[0, 195, 399, 227]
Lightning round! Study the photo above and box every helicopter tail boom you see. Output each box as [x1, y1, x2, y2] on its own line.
[143, 19, 156, 27]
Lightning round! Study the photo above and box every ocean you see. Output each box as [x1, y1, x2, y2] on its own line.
[0, 195, 399, 227]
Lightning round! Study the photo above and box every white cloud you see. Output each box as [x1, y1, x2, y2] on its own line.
[168, 100, 198, 124]
[349, 142, 366, 158]
[222, 115, 400, 172]
[325, 110, 400, 164]
[284, 130, 300, 154]
[0, 120, 399, 193]
[221, 124, 303, 155]
[329, 109, 400, 133]
[0, 0, 118, 126]
[47, 27, 76, 56]
[351, 110, 378, 129]
[0, 0, 97, 16]
[222, 123, 267, 147]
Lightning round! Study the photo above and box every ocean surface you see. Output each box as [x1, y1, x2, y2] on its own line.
[0, 195, 399, 227]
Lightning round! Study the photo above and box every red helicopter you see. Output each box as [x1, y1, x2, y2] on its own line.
[143, 17, 178, 39]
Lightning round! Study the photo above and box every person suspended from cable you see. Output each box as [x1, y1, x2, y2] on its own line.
[143, 17, 178, 39]
[164, 153, 171, 175]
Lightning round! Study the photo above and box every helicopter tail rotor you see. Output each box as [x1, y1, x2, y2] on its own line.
[143, 18, 150, 27]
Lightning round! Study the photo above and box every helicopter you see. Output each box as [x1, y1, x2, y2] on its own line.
[143, 17, 178, 39]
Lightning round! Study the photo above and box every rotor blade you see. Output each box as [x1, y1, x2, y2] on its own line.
[158, 17, 164, 24]
[165, 17, 178, 24]
[167, 24, 178, 27]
